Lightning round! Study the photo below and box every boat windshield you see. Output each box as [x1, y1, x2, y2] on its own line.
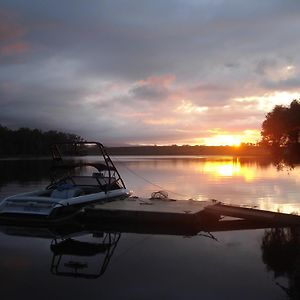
[49, 142, 126, 190]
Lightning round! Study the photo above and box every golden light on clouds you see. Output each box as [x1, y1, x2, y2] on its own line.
[175, 100, 208, 114]
[143, 118, 177, 125]
[234, 91, 300, 112]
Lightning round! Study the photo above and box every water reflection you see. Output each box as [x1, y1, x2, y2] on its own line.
[201, 158, 256, 181]
[1, 156, 300, 299]
[0, 217, 298, 288]
[272, 156, 300, 173]
[0, 159, 52, 185]
[51, 232, 120, 279]
[1, 156, 300, 213]
[116, 156, 300, 215]
[261, 227, 300, 299]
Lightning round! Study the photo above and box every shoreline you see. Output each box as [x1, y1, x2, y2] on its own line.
[0, 145, 270, 159]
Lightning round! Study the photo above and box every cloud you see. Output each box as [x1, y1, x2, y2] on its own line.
[263, 76, 300, 90]
[0, 42, 29, 55]
[0, 1, 300, 144]
[129, 75, 174, 102]
[0, 9, 30, 63]
[255, 58, 278, 76]
[0, 9, 25, 41]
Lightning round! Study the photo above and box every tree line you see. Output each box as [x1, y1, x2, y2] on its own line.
[261, 99, 300, 156]
[1, 99, 299, 157]
[0, 125, 83, 156]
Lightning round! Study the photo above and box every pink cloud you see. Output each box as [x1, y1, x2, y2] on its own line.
[0, 9, 30, 58]
[0, 9, 26, 41]
[0, 42, 29, 55]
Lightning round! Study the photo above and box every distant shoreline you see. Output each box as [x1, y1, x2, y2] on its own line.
[106, 145, 269, 156]
[0, 145, 269, 159]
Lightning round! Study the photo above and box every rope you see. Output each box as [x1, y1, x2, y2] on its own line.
[112, 234, 152, 263]
[112, 157, 192, 199]
[197, 231, 219, 242]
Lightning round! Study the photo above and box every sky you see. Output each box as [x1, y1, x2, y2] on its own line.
[1, 0, 300, 146]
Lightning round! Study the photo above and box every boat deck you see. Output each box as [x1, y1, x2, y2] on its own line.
[92, 197, 213, 213]
[84, 197, 217, 224]
[84, 196, 300, 226]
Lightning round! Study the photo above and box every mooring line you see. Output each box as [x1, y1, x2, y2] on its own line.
[112, 156, 192, 199]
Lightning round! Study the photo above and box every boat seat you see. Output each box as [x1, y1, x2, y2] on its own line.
[51, 184, 84, 199]
[82, 186, 103, 194]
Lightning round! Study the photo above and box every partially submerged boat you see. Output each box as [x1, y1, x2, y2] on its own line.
[0, 142, 130, 220]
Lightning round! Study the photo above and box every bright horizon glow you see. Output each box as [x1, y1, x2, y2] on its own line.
[130, 131, 260, 147]
[203, 135, 242, 146]
[189, 129, 261, 146]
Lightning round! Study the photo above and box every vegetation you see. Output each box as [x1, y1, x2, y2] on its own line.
[261, 100, 300, 154]
[0, 125, 83, 156]
[0, 124, 268, 156]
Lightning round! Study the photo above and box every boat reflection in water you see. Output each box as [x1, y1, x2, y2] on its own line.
[50, 232, 121, 279]
[0, 221, 122, 279]
[1, 217, 300, 295]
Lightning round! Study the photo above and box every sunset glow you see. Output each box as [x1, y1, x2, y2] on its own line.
[191, 129, 260, 146]
[1, 1, 300, 146]
[203, 135, 242, 146]
[2, 2, 300, 298]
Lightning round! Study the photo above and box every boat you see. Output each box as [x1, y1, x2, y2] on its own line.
[0, 142, 130, 220]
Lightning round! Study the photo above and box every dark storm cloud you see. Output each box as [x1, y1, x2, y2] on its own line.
[255, 59, 278, 76]
[0, 81, 86, 129]
[2, 0, 298, 79]
[0, 0, 300, 144]
[129, 84, 168, 102]
[263, 76, 300, 90]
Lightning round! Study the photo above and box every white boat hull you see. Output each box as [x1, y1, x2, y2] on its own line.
[0, 188, 131, 217]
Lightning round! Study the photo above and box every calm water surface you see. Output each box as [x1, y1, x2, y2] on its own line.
[0, 156, 300, 299]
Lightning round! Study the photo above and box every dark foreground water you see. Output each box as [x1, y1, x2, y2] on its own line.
[0, 156, 300, 300]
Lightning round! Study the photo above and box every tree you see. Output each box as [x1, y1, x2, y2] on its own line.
[261, 100, 300, 151]
[0, 125, 84, 156]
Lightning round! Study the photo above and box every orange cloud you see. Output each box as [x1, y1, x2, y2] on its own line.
[0, 42, 29, 55]
[143, 117, 177, 125]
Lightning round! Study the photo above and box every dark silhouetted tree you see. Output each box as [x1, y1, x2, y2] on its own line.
[261, 100, 300, 153]
[0, 125, 83, 156]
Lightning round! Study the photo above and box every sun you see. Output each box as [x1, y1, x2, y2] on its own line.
[229, 137, 241, 147]
[193, 129, 260, 146]
[221, 135, 241, 147]
[203, 134, 242, 146]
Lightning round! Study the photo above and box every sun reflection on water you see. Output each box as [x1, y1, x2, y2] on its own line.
[199, 158, 256, 181]
[258, 198, 300, 214]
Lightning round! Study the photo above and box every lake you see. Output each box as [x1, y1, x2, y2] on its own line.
[0, 156, 299, 299]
